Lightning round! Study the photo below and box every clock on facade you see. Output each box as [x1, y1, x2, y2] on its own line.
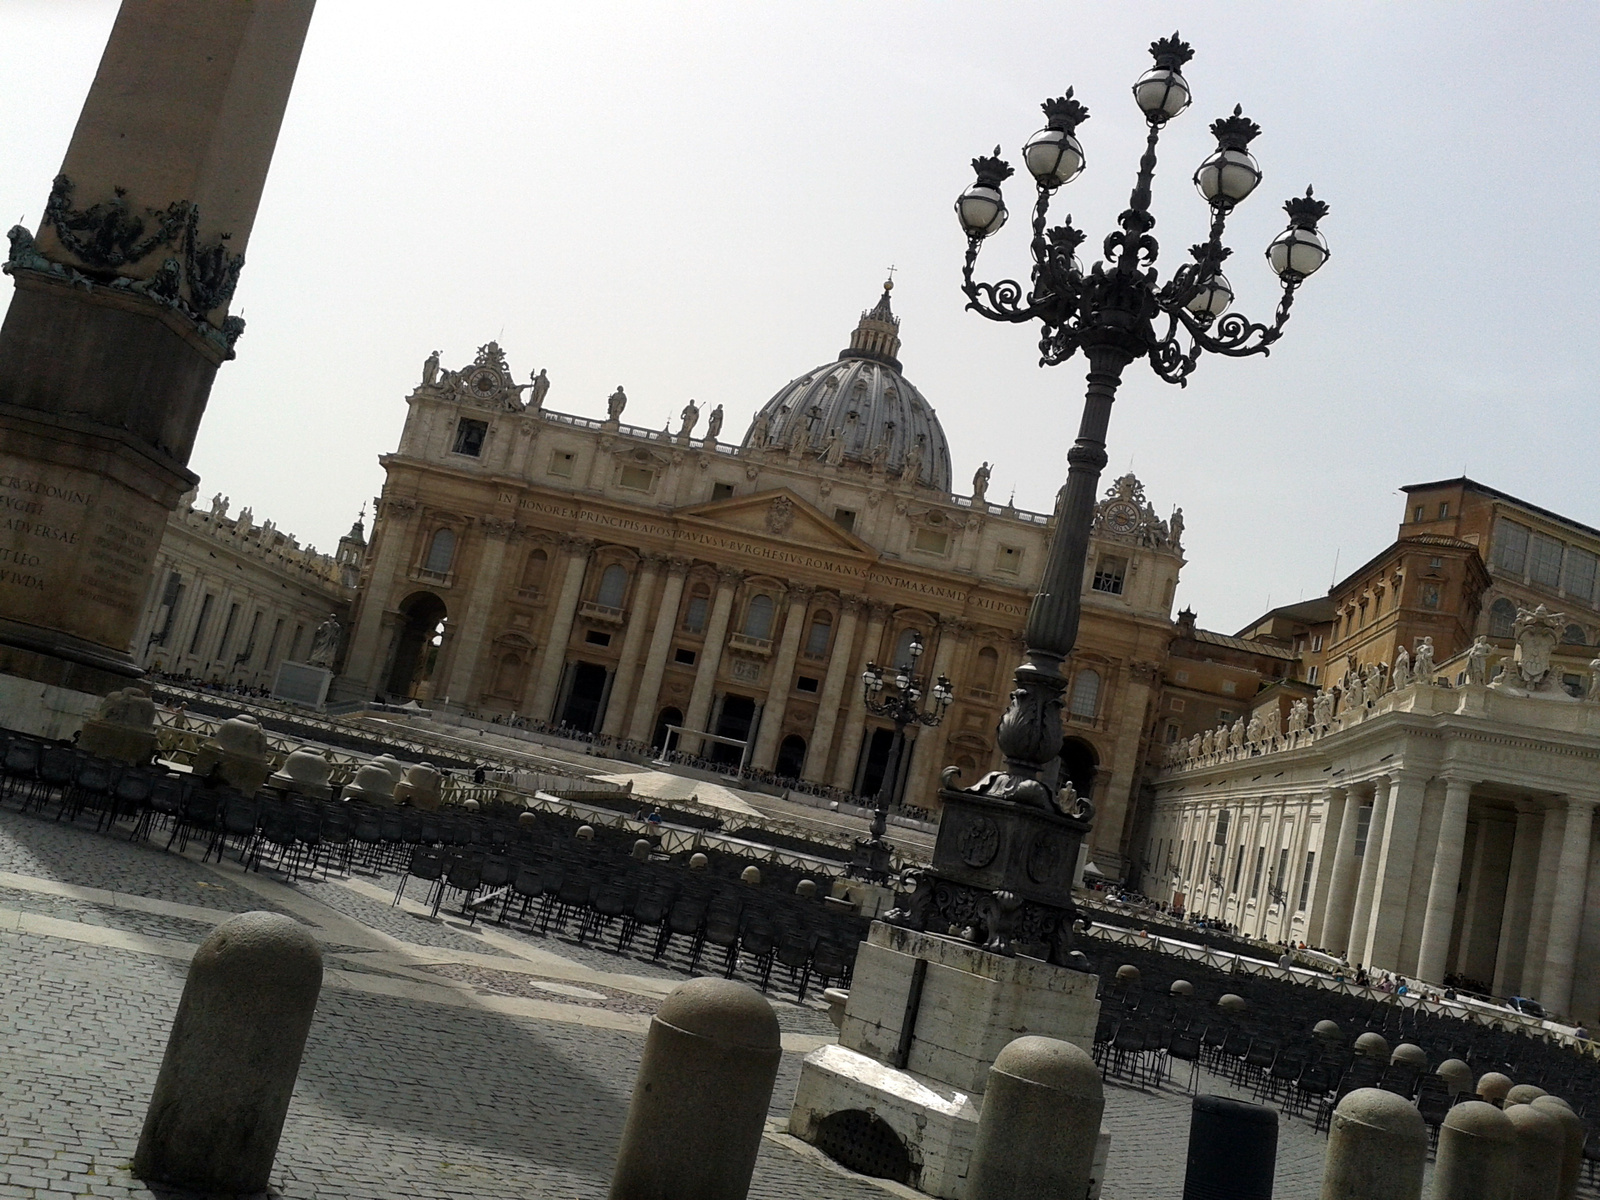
[1103, 500, 1141, 535]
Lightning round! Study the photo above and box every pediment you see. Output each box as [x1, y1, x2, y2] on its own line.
[681, 488, 874, 556]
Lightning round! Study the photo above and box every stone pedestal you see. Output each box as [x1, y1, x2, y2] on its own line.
[77, 685, 158, 764]
[393, 762, 442, 810]
[788, 922, 1101, 1197]
[267, 746, 332, 798]
[192, 714, 271, 792]
[272, 661, 332, 710]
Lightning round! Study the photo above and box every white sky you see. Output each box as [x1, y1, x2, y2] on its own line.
[4, 2, 1598, 634]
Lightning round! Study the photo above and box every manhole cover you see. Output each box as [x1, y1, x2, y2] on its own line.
[814, 1109, 912, 1183]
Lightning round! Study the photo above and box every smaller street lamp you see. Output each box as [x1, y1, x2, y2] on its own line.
[852, 635, 954, 880]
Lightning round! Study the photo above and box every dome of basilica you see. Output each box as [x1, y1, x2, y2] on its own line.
[740, 282, 952, 492]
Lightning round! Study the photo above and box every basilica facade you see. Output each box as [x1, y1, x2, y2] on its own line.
[337, 285, 1185, 875]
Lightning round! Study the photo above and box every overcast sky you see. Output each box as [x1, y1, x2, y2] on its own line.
[5, 2, 1598, 633]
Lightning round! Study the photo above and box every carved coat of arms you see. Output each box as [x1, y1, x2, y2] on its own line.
[765, 496, 795, 535]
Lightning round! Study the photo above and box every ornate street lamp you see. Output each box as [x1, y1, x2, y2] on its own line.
[852, 635, 954, 881]
[953, 30, 1327, 818]
[894, 33, 1327, 963]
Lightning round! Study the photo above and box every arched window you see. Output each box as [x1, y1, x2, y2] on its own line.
[598, 564, 629, 608]
[1069, 668, 1101, 719]
[520, 548, 548, 591]
[804, 612, 833, 658]
[683, 586, 710, 633]
[1563, 623, 1587, 646]
[893, 628, 924, 666]
[744, 594, 775, 639]
[974, 646, 999, 691]
[1489, 597, 1516, 638]
[424, 528, 455, 574]
[492, 653, 523, 696]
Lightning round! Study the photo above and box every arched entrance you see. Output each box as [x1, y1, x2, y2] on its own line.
[652, 706, 683, 753]
[857, 726, 899, 800]
[1059, 735, 1099, 799]
[713, 694, 756, 765]
[559, 662, 609, 732]
[386, 592, 447, 699]
[775, 734, 807, 778]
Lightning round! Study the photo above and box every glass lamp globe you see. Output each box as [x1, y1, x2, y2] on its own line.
[1133, 67, 1191, 120]
[1195, 148, 1261, 206]
[1185, 272, 1234, 318]
[955, 185, 1007, 239]
[1267, 225, 1329, 279]
[896, 671, 910, 691]
[1022, 126, 1085, 188]
[909, 638, 924, 658]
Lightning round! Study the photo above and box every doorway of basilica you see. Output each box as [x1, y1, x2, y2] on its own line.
[712, 694, 757, 766]
[386, 592, 447, 699]
[560, 662, 609, 733]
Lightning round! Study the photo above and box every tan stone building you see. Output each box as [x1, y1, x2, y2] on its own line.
[132, 493, 357, 688]
[337, 286, 1185, 874]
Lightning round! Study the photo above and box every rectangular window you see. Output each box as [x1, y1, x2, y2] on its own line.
[711, 482, 735, 501]
[804, 620, 831, 658]
[584, 629, 612, 646]
[1250, 846, 1265, 898]
[1564, 547, 1597, 603]
[796, 676, 820, 693]
[452, 418, 488, 457]
[1214, 810, 1231, 845]
[188, 594, 215, 654]
[1563, 673, 1584, 698]
[1221, 680, 1236, 695]
[1091, 555, 1126, 594]
[1307, 665, 1319, 685]
[1298, 851, 1316, 910]
[833, 508, 857, 532]
[548, 450, 576, 478]
[1232, 845, 1245, 892]
[1354, 803, 1373, 857]
[1218, 708, 1235, 723]
[913, 528, 950, 555]
[1494, 519, 1530, 574]
[619, 465, 655, 492]
[673, 647, 697, 665]
[1529, 533, 1564, 588]
[1165, 722, 1180, 743]
[265, 618, 284, 665]
[1413, 505, 1425, 522]
[1311, 634, 1323, 652]
[1174, 669, 1189, 683]
[1439, 502, 1450, 519]
[1277, 846, 1289, 896]
[1169, 697, 1186, 711]
[290, 623, 305, 660]
[218, 603, 240, 662]
[683, 596, 709, 633]
[995, 545, 1023, 574]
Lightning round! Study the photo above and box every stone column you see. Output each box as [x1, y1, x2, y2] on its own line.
[1520, 803, 1568, 1000]
[1539, 796, 1596, 1016]
[625, 558, 689, 744]
[600, 554, 664, 740]
[1287, 794, 1318, 936]
[1416, 776, 1475, 984]
[748, 585, 813, 770]
[1308, 788, 1349, 947]
[441, 518, 513, 705]
[801, 596, 861, 783]
[899, 618, 966, 808]
[681, 568, 741, 754]
[527, 536, 594, 721]
[1493, 807, 1542, 997]
[344, 497, 417, 690]
[830, 603, 889, 792]
[1347, 778, 1391, 966]
[1364, 772, 1428, 974]
[0, 1, 316, 731]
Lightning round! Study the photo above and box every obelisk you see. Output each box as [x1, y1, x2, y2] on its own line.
[0, 0, 316, 736]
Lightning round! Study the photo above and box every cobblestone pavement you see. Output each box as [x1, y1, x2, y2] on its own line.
[0, 802, 1450, 1200]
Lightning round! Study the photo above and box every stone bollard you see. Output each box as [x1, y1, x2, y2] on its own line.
[519, 810, 537, 828]
[1505, 1084, 1547, 1106]
[1218, 993, 1248, 1013]
[1320, 1088, 1427, 1200]
[688, 852, 709, 870]
[608, 978, 781, 1200]
[1432, 1101, 1515, 1200]
[1392, 1042, 1428, 1068]
[1530, 1097, 1584, 1200]
[1478, 1073, 1514, 1105]
[1171, 979, 1195, 996]
[632, 839, 653, 861]
[1355, 1031, 1391, 1060]
[133, 912, 323, 1194]
[740, 865, 761, 885]
[1183, 1094, 1277, 1200]
[1116, 964, 1140, 985]
[1315, 1019, 1343, 1042]
[576, 824, 596, 841]
[796, 879, 817, 898]
[966, 1036, 1104, 1200]
[1504, 1101, 1563, 1200]
[1437, 1058, 1474, 1098]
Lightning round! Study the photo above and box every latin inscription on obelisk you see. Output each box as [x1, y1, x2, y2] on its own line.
[0, 452, 164, 650]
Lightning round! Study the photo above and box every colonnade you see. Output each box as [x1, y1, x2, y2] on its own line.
[1151, 773, 1600, 1017]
